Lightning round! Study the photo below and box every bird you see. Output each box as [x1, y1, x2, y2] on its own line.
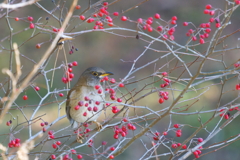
[66, 67, 113, 143]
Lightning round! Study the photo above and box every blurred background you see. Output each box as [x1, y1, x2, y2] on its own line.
[0, 0, 240, 159]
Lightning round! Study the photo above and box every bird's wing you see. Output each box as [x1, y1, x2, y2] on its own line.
[66, 89, 74, 126]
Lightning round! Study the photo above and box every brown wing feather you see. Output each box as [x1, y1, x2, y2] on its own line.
[66, 88, 75, 127]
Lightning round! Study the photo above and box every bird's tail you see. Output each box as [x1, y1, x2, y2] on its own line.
[71, 120, 79, 129]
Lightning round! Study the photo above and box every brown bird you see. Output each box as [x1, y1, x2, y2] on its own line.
[66, 67, 113, 142]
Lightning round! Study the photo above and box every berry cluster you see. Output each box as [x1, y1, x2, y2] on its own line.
[6, 120, 12, 126]
[74, 96, 99, 117]
[68, 46, 78, 55]
[158, 91, 169, 104]
[40, 121, 49, 132]
[219, 107, 239, 119]
[112, 123, 136, 139]
[78, 2, 122, 29]
[62, 61, 78, 84]
[182, 4, 227, 44]
[8, 138, 21, 148]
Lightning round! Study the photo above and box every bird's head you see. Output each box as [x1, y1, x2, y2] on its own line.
[79, 67, 113, 86]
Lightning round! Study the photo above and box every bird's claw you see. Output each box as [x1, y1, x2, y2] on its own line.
[77, 134, 84, 143]
[92, 121, 102, 131]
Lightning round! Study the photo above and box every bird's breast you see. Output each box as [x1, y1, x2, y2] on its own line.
[69, 86, 105, 123]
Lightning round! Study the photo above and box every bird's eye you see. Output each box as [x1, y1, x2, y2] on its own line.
[92, 71, 98, 76]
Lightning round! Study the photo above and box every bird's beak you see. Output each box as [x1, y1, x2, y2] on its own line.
[100, 72, 113, 77]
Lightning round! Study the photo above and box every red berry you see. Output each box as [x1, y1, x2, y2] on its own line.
[95, 85, 100, 90]
[68, 68, 73, 72]
[209, 10, 215, 15]
[224, 114, 229, 119]
[6, 121, 11, 126]
[199, 38, 205, 44]
[215, 23, 221, 28]
[209, 18, 215, 23]
[163, 131, 167, 135]
[56, 141, 61, 145]
[29, 23, 35, 29]
[22, 95, 28, 100]
[172, 16, 177, 20]
[234, 63, 240, 68]
[204, 9, 209, 14]
[52, 28, 58, 32]
[121, 16, 127, 21]
[28, 16, 34, 21]
[93, 26, 98, 30]
[147, 27, 153, 32]
[42, 127, 46, 132]
[171, 144, 177, 148]
[158, 98, 164, 104]
[176, 132, 182, 137]
[171, 20, 176, 25]
[35, 86, 40, 91]
[157, 26, 163, 31]
[198, 138, 203, 142]
[109, 155, 115, 159]
[108, 23, 114, 27]
[173, 124, 179, 128]
[162, 72, 168, 76]
[163, 96, 169, 100]
[110, 78, 116, 84]
[192, 36, 197, 41]
[98, 89, 102, 94]
[121, 118, 128, 123]
[119, 83, 124, 87]
[154, 13, 161, 19]
[14, 138, 20, 143]
[72, 61, 78, 66]
[113, 12, 119, 16]
[84, 96, 90, 101]
[110, 147, 115, 151]
[49, 135, 55, 139]
[236, 84, 240, 90]
[117, 98, 122, 102]
[40, 122, 44, 127]
[70, 149, 76, 154]
[75, 5, 81, 10]
[137, 18, 143, 23]
[77, 154, 83, 159]
[83, 112, 87, 116]
[74, 105, 80, 110]
[183, 22, 188, 26]
[197, 150, 202, 155]
[155, 132, 160, 136]
[15, 17, 19, 21]
[205, 28, 211, 33]
[236, 0, 240, 5]
[87, 107, 92, 111]
[113, 134, 118, 139]
[102, 141, 107, 145]
[87, 18, 95, 23]
[79, 15, 85, 20]
[205, 23, 210, 27]
[103, 2, 108, 6]
[205, 4, 212, 9]
[59, 93, 64, 97]
[121, 132, 126, 137]
[52, 143, 57, 149]
[182, 144, 187, 149]
[51, 155, 56, 159]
